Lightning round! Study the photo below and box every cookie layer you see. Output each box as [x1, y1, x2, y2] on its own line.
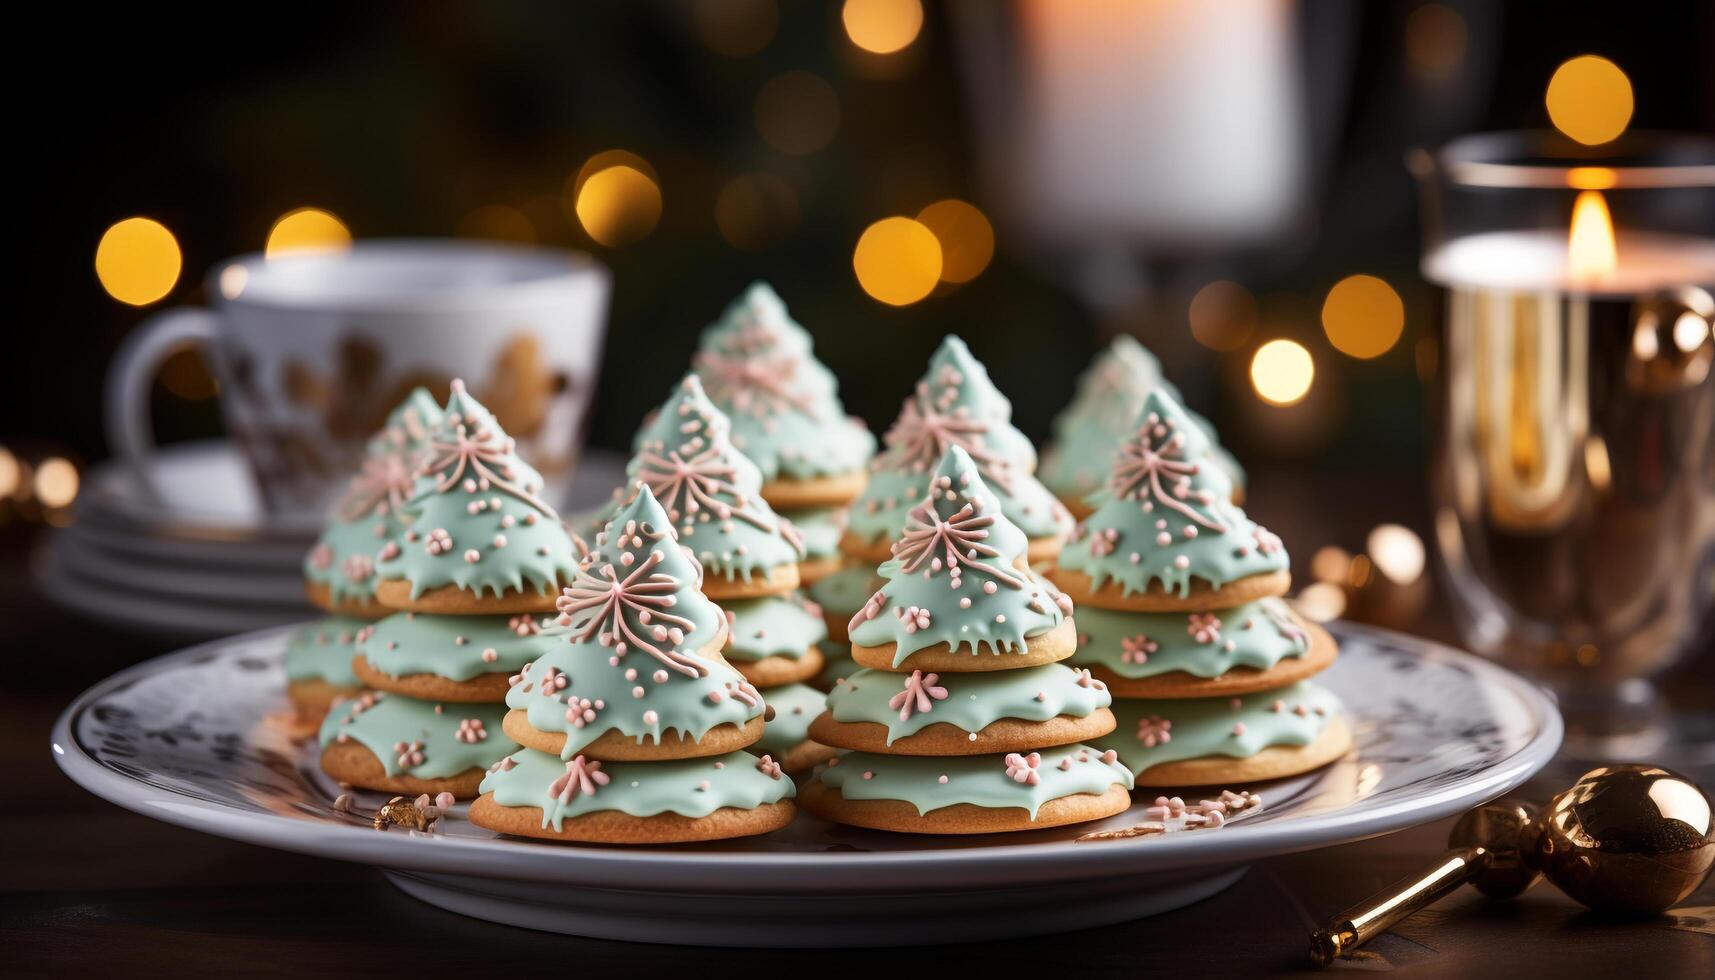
[320, 741, 489, 799]
[761, 470, 868, 510]
[1095, 680, 1346, 780]
[851, 616, 1079, 673]
[504, 710, 764, 761]
[284, 617, 368, 689]
[318, 693, 516, 784]
[352, 611, 562, 700]
[1051, 566, 1291, 613]
[1130, 718, 1352, 787]
[815, 664, 1114, 754]
[754, 682, 835, 773]
[473, 747, 796, 842]
[1072, 598, 1335, 697]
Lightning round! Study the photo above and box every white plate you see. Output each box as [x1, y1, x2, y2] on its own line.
[51, 622, 1561, 947]
[49, 529, 308, 606]
[32, 550, 310, 639]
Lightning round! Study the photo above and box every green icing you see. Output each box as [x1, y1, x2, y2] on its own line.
[1057, 388, 1287, 597]
[815, 744, 1132, 817]
[686, 283, 875, 481]
[1095, 680, 1343, 776]
[848, 447, 1071, 665]
[375, 382, 580, 599]
[624, 375, 803, 583]
[304, 508, 394, 604]
[365, 387, 444, 460]
[284, 617, 367, 686]
[357, 611, 563, 682]
[1072, 598, 1311, 680]
[1040, 337, 1175, 502]
[722, 593, 828, 663]
[781, 505, 845, 562]
[808, 565, 880, 618]
[508, 485, 765, 760]
[846, 336, 1070, 545]
[480, 748, 794, 829]
[318, 692, 517, 778]
[755, 682, 827, 758]
[827, 664, 1112, 746]
[815, 641, 863, 688]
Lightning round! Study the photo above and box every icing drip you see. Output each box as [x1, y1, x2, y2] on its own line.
[754, 682, 827, 758]
[815, 744, 1132, 817]
[318, 693, 517, 778]
[827, 664, 1113, 745]
[284, 617, 368, 686]
[1073, 598, 1312, 680]
[357, 612, 561, 682]
[480, 748, 795, 829]
[1093, 681, 1344, 776]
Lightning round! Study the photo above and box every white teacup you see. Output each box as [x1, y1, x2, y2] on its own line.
[105, 240, 610, 519]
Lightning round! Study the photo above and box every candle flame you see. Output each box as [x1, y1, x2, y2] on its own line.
[1568, 190, 1617, 283]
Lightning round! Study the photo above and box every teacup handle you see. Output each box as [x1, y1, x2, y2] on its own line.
[104, 307, 220, 501]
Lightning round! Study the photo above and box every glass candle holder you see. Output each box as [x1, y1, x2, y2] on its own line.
[1411, 131, 1715, 759]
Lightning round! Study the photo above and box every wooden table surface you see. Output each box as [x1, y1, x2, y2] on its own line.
[5, 552, 1713, 977]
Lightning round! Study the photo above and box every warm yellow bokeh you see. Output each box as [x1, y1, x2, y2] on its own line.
[1322, 274, 1405, 359]
[1250, 339, 1315, 406]
[0, 446, 19, 498]
[265, 208, 352, 259]
[1189, 280, 1257, 352]
[34, 457, 79, 509]
[916, 199, 993, 284]
[754, 71, 841, 155]
[853, 217, 942, 306]
[842, 0, 923, 54]
[95, 217, 182, 306]
[1546, 55, 1633, 145]
[574, 164, 663, 247]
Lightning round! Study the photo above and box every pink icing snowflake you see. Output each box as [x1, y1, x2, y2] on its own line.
[336, 452, 416, 522]
[454, 718, 487, 743]
[888, 669, 949, 720]
[425, 528, 454, 556]
[1187, 613, 1222, 644]
[564, 697, 604, 728]
[1136, 716, 1173, 748]
[556, 529, 705, 678]
[394, 740, 426, 768]
[1109, 411, 1229, 534]
[1004, 752, 1042, 786]
[884, 392, 1014, 492]
[1121, 634, 1159, 664]
[308, 544, 334, 571]
[890, 488, 1024, 590]
[421, 381, 557, 517]
[755, 754, 784, 779]
[548, 755, 610, 803]
[895, 605, 932, 634]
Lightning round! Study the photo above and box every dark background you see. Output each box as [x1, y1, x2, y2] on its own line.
[12, 0, 1713, 480]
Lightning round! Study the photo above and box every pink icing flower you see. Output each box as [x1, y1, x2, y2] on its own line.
[425, 528, 454, 556]
[377, 540, 401, 562]
[308, 544, 334, 571]
[454, 718, 487, 744]
[394, 740, 426, 768]
[1088, 527, 1120, 557]
[888, 669, 949, 721]
[548, 755, 610, 803]
[342, 553, 374, 583]
[755, 754, 784, 779]
[1121, 634, 1158, 665]
[538, 666, 569, 696]
[1004, 752, 1042, 786]
[508, 614, 542, 636]
[1072, 668, 1106, 692]
[1136, 716, 1172, 748]
[1187, 613, 1222, 644]
[564, 697, 604, 728]
[895, 605, 932, 634]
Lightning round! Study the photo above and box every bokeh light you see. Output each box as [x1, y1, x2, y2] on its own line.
[754, 71, 841, 155]
[1367, 524, 1426, 586]
[1321, 274, 1405, 359]
[95, 218, 182, 306]
[915, 199, 993, 284]
[265, 208, 352, 258]
[716, 173, 801, 252]
[458, 204, 537, 244]
[1404, 3, 1466, 77]
[34, 457, 79, 509]
[691, 0, 777, 57]
[0, 447, 19, 498]
[842, 0, 923, 55]
[1249, 339, 1315, 406]
[1546, 55, 1633, 145]
[853, 217, 942, 306]
[1294, 582, 1347, 623]
[569, 151, 663, 247]
[1189, 280, 1257, 351]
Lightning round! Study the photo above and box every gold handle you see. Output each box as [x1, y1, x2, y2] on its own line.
[1309, 846, 1492, 967]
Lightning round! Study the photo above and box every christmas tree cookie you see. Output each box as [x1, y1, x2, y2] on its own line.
[352, 612, 564, 703]
[686, 282, 875, 509]
[800, 447, 1132, 834]
[1040, 337, 1244, 518]
[469, 486, 796, 843]
[1052, 388, 1288, 611]
[843, 337, 1071, 565]
[846, 446, 1078, 673]
[1050, 389, 1348, 787]
[283, 616, 366, 725]
[785, 504, 847, 585]
[626, 375, 805, 599]
[319, 691, 516, 798]
[303, 388, 443, 617]
[373, 380, 580, 614]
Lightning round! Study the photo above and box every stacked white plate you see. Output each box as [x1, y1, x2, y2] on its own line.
[35, 440, 624, 641]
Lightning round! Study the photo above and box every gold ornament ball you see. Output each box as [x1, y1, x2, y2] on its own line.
[1529, 764, 1715, 916]
[1448, 799, 1540, 898]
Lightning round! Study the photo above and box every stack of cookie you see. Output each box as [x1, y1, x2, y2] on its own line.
[470, 485, 796, 843]
[686, 283, 874, 692]
[1048, 388, 1349, 787]
[291, 389, 444, 727]
[622, 376, 835, 776]
[800, 447, 1134, 834]
[1039, 336, 1245, 519]
[317, 381, 583, 799]
[811, 336, 1074, 685]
